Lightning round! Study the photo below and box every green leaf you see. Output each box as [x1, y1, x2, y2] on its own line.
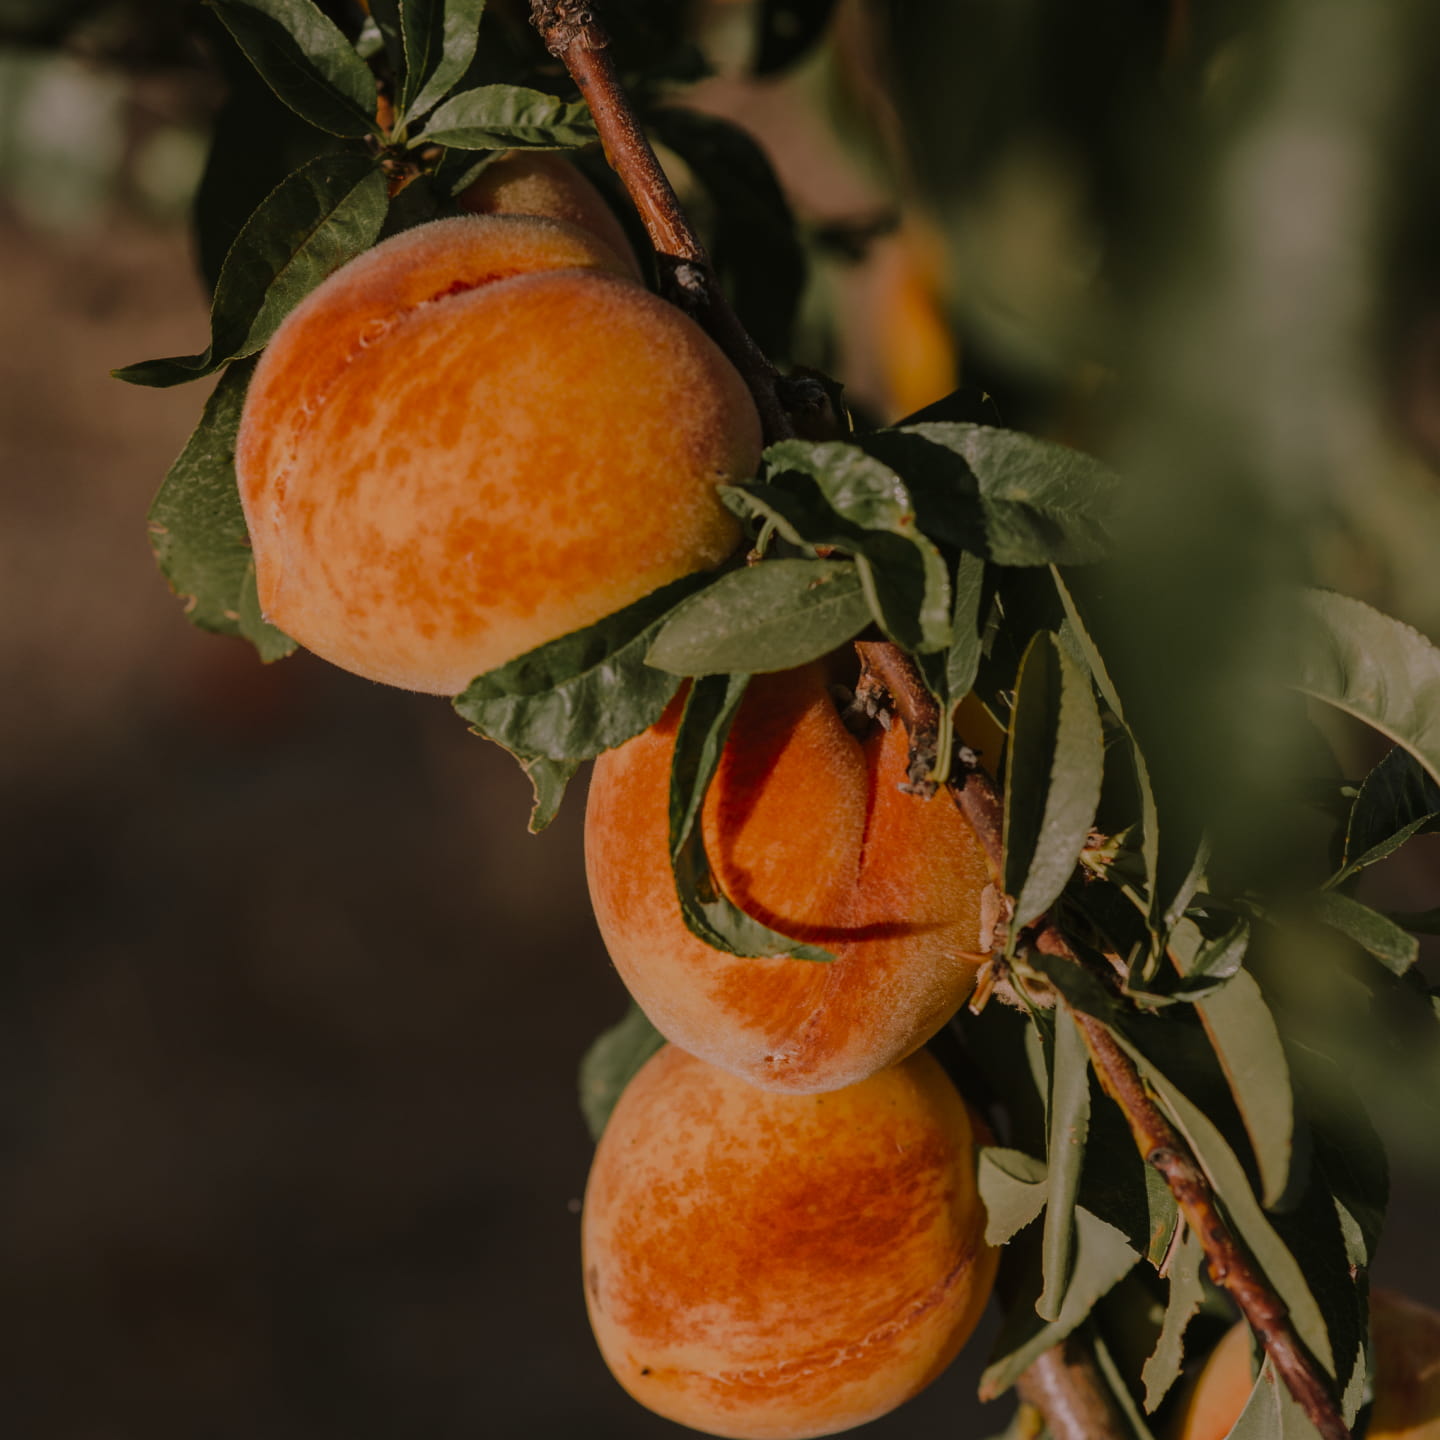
[1129, 1047, 1336, 1376]
[1191, 970, 1294, 1208]
[1078, 1083, 1180, 1270]
[413, 84, 597, 150]
[1295, 589, 1440, 788]
[1142, 1223, 1205, 1411]
[979, 1209, 1140, 1401]
[1227, 1357, 1325, 1440]
[516, 755, 579, 834]
[145, 358, 295, 661]
[747, 438, 953, 652]
[578, 1004, 665, 1142]
[454, 573, 709, 760]
[1039, 1002, 1092, 1321]
[363, 0, 404, 75]
[400, 0, 486, 121]
[1310, 891, 1420, 974]
[920, 549, 987, 715]
[115, 153, 387, 387]
[1092, 1329, 1160, 1440]
[978, 1147, 1048, 1247]
[1004, 632, 1105, 934]
[236, 563, 295, 661]
[889, 423, 1118, 566]
[945, 550, 988, 699]
[645, 560, 870, 677]
[669, 674, 834, 962]
[1052, 566, 1161, 937]
[1334, 745, 1440, 884]
[207, 0, 381, 138]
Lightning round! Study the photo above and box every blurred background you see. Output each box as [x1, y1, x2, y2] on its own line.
[2, 0, 1439, 1437]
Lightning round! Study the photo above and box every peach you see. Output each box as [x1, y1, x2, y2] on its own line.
[582, 1043, 997, 1439]
[235, 213, 756, 694]
[584, 661, 992, 1094]
[1175, 1291, 1440, 1440]
[455, 149, 642, 279]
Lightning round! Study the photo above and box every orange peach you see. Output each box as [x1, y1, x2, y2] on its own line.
[456, 149, 642, 279]
[1175, 1291, 1440, 1440]
[584, 662, 992, 1093]
[582, 1043, 997, 1439]
[236, 214, 756, 694]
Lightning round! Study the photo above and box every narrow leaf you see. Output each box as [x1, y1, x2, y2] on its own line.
[1195, 970, 1294, 1208]
[578, 1004, 664, 1142]
[1004, 632, 1105, 933]
[1334, 744, 1440, 884]
[979, 1209, 1140, 1401]
[414, 84, 597, 150]
[145, 358, 295, 661]
[1311, 891, 1420, 974]
[669, 674, 834, 962]
[645, 560, 870, 676]
[1295, 589, 1440, 787]
[208, 0, 381, 138]
[454, 573, 709, 760]
[402, 0, 486, 120]
[116, 154, 387, 387]
[1227, 1357, 1325, 1440]
[1039, 1002, 1092, 1321]
[517, 755, 579, 834]
[978, 1147, 1048, 1247]
[1143, 1224, 1206, 1411]
[1092, 1331, 1160, 1440]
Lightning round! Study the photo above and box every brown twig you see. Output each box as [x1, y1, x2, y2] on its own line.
[858, 637, 1351, 1440]
[527, 1, 810, 444]
[1016, 1335, 1132, 1440]
[852, 639, 1005, 878]
[1075, 1013, 1349, 1440]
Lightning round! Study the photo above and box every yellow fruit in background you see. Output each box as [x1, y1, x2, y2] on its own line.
[1175, 1292, 1440, 1440]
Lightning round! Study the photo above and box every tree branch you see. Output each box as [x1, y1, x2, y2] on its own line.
[857, 637, 1351, 1440]
[1075, 1012, 1349, 1440]
[527, 1, 813, 445]
[1016, 1334, 1132, 1440]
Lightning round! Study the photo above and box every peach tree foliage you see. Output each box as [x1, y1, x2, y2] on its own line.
[113, 1, 1440, 1437]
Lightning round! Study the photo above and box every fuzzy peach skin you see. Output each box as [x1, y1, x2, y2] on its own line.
[456, 149, 642, 279]
[583, 1044, 998, 1439]
[1175, 1292, 1440, 1440]
[235, 214, 755, 694]
[584, 662, 992, 1094]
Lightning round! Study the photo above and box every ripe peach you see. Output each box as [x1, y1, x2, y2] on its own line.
[584, 662, 992, 1094]
[236, 214, 756, 694]
[455, 149, 642, 279]
[582, 1043, 997, 1439]
[1175, 1291, 1440, 1440]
